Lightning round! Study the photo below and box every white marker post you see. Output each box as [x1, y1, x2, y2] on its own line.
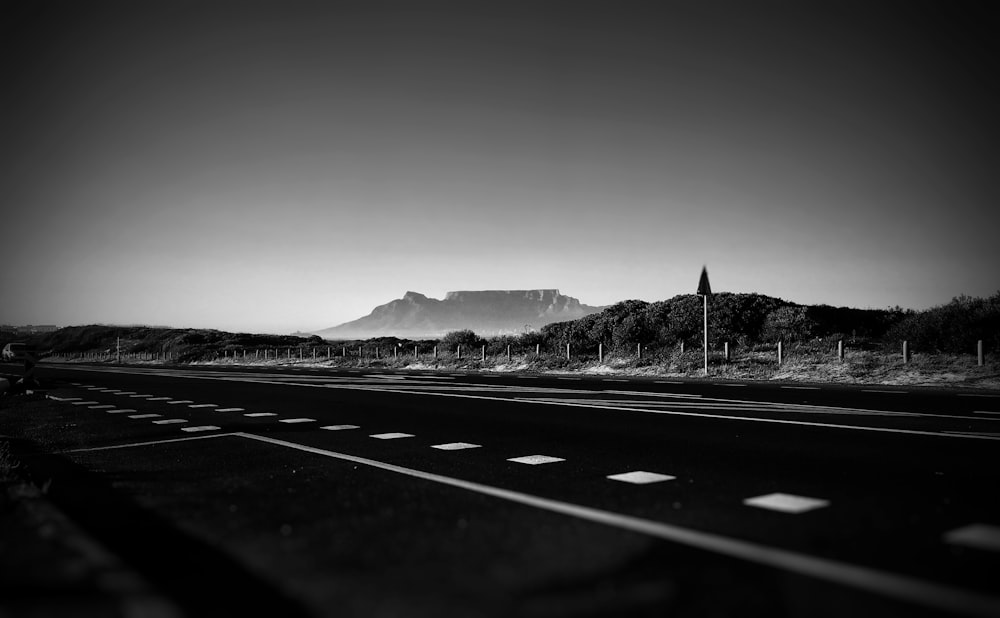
[697, 266, 712, 376]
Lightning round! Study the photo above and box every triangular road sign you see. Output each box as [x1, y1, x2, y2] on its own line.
[697, 266, 712, 296]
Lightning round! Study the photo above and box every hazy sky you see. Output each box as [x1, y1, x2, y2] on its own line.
[2, 1, 997, 333]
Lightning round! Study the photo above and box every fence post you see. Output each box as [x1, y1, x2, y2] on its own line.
[414, 346, 418, 358]
[978, 340, 984, 366]
[536, 343, 540, 356]
[724, 341, 730, 362]
[393, 346, 397, 359]
[507, 345, 511, 361]
[457, 345, 461, 360]
[902, 340, 909, 364]
[637, 342, 642, 360]
[599, 343, 603, 363]
[777, 341, 783, 366]
[566, 343, 570, 360]
[481, 345, 486, 361]
[838, 340, 844, 361]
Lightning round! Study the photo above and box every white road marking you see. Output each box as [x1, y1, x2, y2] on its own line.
[167, 400, 194, 405]
[974, 410, 1000, 416]
[861, 389, 906, 394]
[944, 524, 1000, 552]
[73, 401, 100, 406]
[602, 379, 628, 382]
[719, 383, 747, 387]
[607, 471, 676, 484]
[781, 386, 821, 390]
[508, 455, 565, 465]
[279, 418, 315, 424]
[431, 442, 482, 451]
[49, 396, 81, 401]
[115, 392, 137, 395]
[244, 413, 277, 417]
[88, 404, 116, 410]
[655, 380, 685, 384]
[370, 432, 414, 440]
[557, 377, 581, 381]
[959, 393, 1000, 398]
[181, 425, 221, 433]
[60, 432, 236, 453]
[188, 403, 218, 408]
[943, 431, 1000, 438]
[214, 407, 244, 412]
[743, 492, 830, 514]
[519, 376, 538, 379]
[129, 394, 154, 398]
[147, 397, 172, 401]
[152, 419, 188, 425]
[106, 409, 136, 414]
[322, 424, 360, 431]
[238, 432, 1000, 616]
[128, 414, 162, 419]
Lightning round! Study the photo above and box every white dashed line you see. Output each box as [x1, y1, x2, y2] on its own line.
[72, 401, 100, 406]
[508, 455, 565, 465]
[244, 413, 277, 417]
[129, 394, 154, 398]
[557, 377, 582, 381]
[944, 524, 1000, 552]
[115, 392, 137, 395]
[279, 418, 315, 424]
[49, 396, 81, 402]
[370, 432, 415, 440]
[322, 425, 360, 431]
[167, 400, 194, 405]
[214, 408, 244, 412]
[106, 409, 136, 414]
[152, 419, 188, 425]
[128, 414, 162, 419]
[781, 386, 821, 390]
[146, 397, 172, 401]
[181, 426, 221, 433]
[603, 379, 628, 382]
[655, 381, 684, 385]
[607, 471, 676, 484]
[88, 404, 116, 410]
[719, 383, 747, 387]
[188, 404, 218, 408]
[743, 492, 830, 514]
[431, 442, 482, 451]
[861, 389, 906, 394]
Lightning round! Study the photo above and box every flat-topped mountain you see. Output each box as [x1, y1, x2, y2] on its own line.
[314, 290, 603, 339]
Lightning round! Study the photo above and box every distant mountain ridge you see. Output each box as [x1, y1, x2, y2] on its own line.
[313, 290, 604, 339]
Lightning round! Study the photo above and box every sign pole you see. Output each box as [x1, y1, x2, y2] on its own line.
[696, 266, 712, 377]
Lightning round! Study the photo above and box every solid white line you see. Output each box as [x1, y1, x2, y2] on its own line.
[959, 393, 1000, 398]
[974, 411, 1000, 416]
[59, 432, 238, 453]
[235, 432, 1000, 616]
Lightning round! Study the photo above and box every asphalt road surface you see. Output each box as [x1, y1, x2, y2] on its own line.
[3, 361, 1000, 617]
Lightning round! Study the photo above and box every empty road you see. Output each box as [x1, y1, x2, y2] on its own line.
[3, 362, 1000, 617]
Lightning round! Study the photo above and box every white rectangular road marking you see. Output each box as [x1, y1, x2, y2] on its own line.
[129, 394, 154, 398]
[508, 455, 565, 465]
[279, 418, 315, 424]
[152, 419, 188, 425]
[944, 524, 1000, 552]
[147, 397, 171, 401]
[370, 432, 414, 440]
[73, 401, 100, 406]
[115, 392, 137, 395]
[188, 404, 218, 408]
[235, 432, 1000, 617]
[244, 412, 277, 417]
[214, 408, 244, 412]
[431, 442, 482, 451]
[88, 404, 116, 409]
[128, 414, 162, 419]
[49, 396, 81, 402]
[167, 400, 194, 405]
[607, 471, 676, 484]
[181, 425, 221, 433]
[107, 409, 136, 414]
[744, 492, 830, 514]
[322, 424, 360, 431]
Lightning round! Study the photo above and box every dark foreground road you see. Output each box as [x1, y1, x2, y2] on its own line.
[3, 362, 1000, 617]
